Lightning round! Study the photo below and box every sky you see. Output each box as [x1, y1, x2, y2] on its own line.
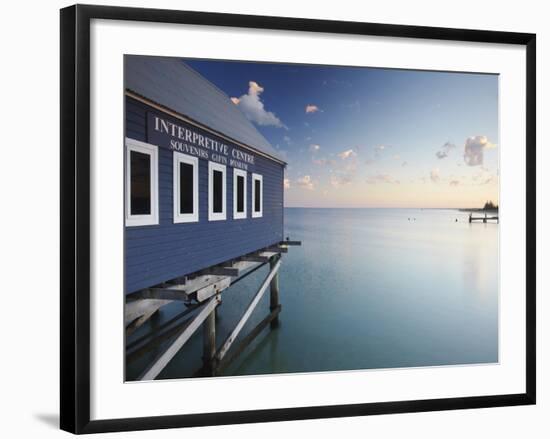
[185, 59, 499, 209]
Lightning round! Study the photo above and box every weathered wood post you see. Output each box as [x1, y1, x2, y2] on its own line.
[202, 306, 217, 375]
[270, 254, 280, 328]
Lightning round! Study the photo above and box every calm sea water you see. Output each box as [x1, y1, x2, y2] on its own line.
[127, 208, 498, 380]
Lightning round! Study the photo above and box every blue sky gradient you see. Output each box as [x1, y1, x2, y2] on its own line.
[186, 59, 499, 208]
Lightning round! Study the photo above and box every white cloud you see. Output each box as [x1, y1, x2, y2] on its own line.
[297, 175, 315, 190]
[482, 175, 498, 185]
[430, 168, 441, 183]
[464, 136, 497, 166]
[230, 81, 285, 128]
[366, 174, 400, 185]
[305, 104, 320, 114]
[435, 141, 456, 160]
[330, 174, 353, 188]
[344, 161, 358, 173]
[338, 149, 356, 160]
[284, 178, 290, 189]
[283, 135, 291, 144]
[473, 171, 498, 185]
[309, 144, 320, 152]
[374, 145, 390, 158]
[313, 158, 335, 166]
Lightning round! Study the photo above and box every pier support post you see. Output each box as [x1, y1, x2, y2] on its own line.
[202, 307, 217, 375]
[270, 255, 280, 328]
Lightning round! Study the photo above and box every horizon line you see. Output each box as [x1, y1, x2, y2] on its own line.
[283, 206, 491, 210]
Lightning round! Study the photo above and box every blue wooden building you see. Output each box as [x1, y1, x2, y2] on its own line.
[124, 56, 286, 295]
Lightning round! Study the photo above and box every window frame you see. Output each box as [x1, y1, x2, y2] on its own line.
[173, 151, 199, 224]
[125, 137, 159, 227]
[208, 161, 227, 221]
[233, 168, 247, 220]
[252, 173, 263, 218]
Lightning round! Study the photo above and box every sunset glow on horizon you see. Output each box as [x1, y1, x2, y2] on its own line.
[186, 59, 499, 209]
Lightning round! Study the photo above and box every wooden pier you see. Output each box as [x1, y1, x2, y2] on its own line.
[468, 212, 499, 223]
[126, 239, 301, 380]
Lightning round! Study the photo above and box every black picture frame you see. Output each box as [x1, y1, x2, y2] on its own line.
[60, 4, 536, 434]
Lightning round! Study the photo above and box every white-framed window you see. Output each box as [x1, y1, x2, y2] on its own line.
[252, 173, 263, 218]
[125, 137, 159, 227]
[233, 168, 247, 220]
[173, 151, 199, 223]
[208, 161, 227, 221]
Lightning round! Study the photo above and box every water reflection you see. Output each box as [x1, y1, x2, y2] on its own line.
[126, 208, 498, 380]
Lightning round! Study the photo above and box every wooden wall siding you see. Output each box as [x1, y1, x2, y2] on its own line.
[125, 97, 284, 294]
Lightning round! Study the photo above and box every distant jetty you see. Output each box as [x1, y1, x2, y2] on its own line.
[467, 212, 499, 223]
[459, 201, 499, 223]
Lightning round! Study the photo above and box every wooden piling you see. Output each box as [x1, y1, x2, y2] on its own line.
[128, 241, 300, 380]
[270, 255, 280, 328]
[216, 305, 281, 373]
[216, 259, 281, 362]
[138, 295, 220, 381]
[202, 308, 217, 375]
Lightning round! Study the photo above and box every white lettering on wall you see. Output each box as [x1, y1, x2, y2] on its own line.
[154, 115, 254, 170]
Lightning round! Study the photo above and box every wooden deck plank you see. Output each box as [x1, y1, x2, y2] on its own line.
[128, 274, 228, 301]
[125, 298, 172, 326]
[138, 295, 221, 381]
[196, 277, 232, 302]
[240, 254, 270, 263]
[204, 266, 241, 277]
[265, 245, 288, 253]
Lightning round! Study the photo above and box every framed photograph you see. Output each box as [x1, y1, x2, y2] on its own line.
[60, 4, 536, 434]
